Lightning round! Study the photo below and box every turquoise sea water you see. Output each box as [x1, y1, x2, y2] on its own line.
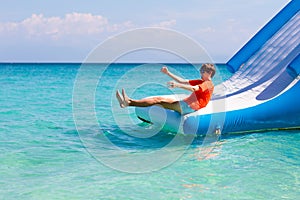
[0, 63, 299, 199]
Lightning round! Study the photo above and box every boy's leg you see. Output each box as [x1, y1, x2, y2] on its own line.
[122, 89, 182, 113]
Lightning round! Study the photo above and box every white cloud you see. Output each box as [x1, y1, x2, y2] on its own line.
[197, 27, 215, 34]
[0, 13, 135, 40]
[0, 13, 178, 41]
[150, 19, 177, 28]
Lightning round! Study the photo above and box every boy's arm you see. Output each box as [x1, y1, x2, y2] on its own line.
[168, 80, 213, 92]
[161, 66, 189, 84]
[167, 81, 199, 92]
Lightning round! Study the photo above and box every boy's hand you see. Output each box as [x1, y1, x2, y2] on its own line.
[161, 66, 169, 74]
[167, 81, 177, 88]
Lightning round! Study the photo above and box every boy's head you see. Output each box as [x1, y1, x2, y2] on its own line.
[200, 63, 216, 78]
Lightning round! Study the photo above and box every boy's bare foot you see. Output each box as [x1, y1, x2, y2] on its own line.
[116, 90, 125, 108]
[122, 89, 130, 107]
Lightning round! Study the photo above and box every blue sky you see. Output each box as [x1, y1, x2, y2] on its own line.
[0, 0, 290, 63]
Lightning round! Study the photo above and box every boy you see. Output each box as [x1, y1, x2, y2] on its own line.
[116, 63, 215, 115]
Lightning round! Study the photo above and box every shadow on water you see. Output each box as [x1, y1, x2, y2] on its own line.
[76, 124, 184, 150]
[71, 121, 300, 153]
[73, 122, 225, 151]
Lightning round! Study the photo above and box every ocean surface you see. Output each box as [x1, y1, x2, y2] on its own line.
[0, 63, 299, 199]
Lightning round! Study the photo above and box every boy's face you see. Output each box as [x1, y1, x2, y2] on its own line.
[200, 68, 212, 80]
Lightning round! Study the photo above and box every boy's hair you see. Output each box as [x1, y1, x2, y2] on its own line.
[201, 63, 216, 78]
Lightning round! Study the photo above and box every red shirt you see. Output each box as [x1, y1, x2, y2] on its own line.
[183, 79, 214, 111]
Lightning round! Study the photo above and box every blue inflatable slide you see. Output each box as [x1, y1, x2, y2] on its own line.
[136, 0, 300, 135]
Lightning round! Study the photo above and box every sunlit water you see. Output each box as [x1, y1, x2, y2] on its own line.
[0, 63, 299, 199]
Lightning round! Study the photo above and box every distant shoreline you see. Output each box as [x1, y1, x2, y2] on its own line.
[0, 62, 226, 65]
